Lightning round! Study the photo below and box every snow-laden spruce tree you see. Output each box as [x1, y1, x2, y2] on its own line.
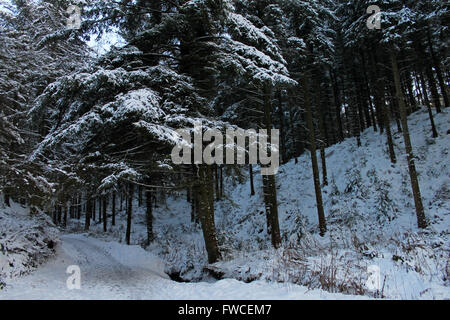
[31, 0, 234, 261]
[0, 0, 87, 209]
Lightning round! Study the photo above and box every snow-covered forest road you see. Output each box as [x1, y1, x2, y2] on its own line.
[1, 234, 364, 300]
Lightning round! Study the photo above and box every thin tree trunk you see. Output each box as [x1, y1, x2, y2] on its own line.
[314, 79, 328, 186]
[4, 193, 10, 207]
[138, 185, 143, 207]
[126, 184, 134, 245]
[302, 76, 327, 236]
[112, 191, 116, 226]
[77, 194, 81, 220]
[419, 70, 438, 138]
[63, 206, 67, 228]
[330, 69, 344, 141]
[371, 50, 396, 164]
[85, 196, 92, 231]
[102, 195, 107, 232]
[424, 60, 442, 113]
[427, 28, 449, 108]
[390, 51, 427, 229]
[219, 165, 223, 199]
[145, 189, 154, 245]
[249, 164, 255, 196]
[57, 205, 62, 224]
[277, 90, 287, 164]
[214, 165, 220, 201]
[92, 199, 96, 221]
[98, 197, 102, 223]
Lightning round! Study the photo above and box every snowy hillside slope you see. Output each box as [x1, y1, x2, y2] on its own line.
[0, 201, 59, 287]
[64, 108, 449, 299]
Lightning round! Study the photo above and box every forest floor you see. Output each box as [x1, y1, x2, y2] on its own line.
[1, 108, 449, 299]
[1, 234, 363, 300]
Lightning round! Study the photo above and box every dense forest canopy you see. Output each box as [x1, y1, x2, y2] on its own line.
[1, 0, 448, 266]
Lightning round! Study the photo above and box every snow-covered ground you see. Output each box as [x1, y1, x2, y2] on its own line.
[0, 234, 366, 300]
[0, 201, 58, 286]
[1, 108, 449, 300]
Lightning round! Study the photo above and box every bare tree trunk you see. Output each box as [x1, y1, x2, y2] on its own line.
[102, 195, 107, 232]
[85, 195, 92, 231]
[277, 90, 287, 164]
[330, 69, 345, 141]
[63, 206, 67, 228]
[371, 50, 397, 164]
[4, 193, 10, 207]
[214, 165, 220, 201]
[126, 184, 134, 245]
[197, 165, 221, 263]
[98, 197, 102, 223]
[262, 86, 281, 248]
[314, 80, 328, 186]
[419, 70, 438, 138]
[249, 164, 255, 196]
[427, 28, 449, 108]
[57, 205, 62, 224]
[138, 185, 143, 207]
[219, 165, 223, 199]
[390, 51, 427, 229]
[145, 189, 154, 245]
[92, 199, 96, 221]
[302, 76, 327, 236]
[112, 191, 116, 226]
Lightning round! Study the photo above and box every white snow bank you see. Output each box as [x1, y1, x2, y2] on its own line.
[0, 201, 59, 286]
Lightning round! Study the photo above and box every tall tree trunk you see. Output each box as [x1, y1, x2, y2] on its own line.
[85, 195, 92, 231]
[277, 90, 287, 164]
[138, 185, 143, 207]
[57, 205, 62, 224]
[313, 79, 328, 186]
[390, 51, 427, 229]
[4, 193, 10, 207]
[77, 194, 81, 220]
[92, 199, 96, 221]
[191, 184, 197, 223]
[214, 165, 220, 201]
[302, 77, 327, 236]
[424, 61, 442, 113]
[98, 197, 102, 223]
[371, 50, 396, 164]
[120, 191, 123, 212]
[197, 165, 221, 263]
[102, 195, 107, 232]
[112, 191, 116, 226]
[63, 206, 67, 228]
[145, 189, 154, 245]
[427, 28, 449, 108]
[126, 184, 134, 245]
[249, 164, 255, 196]
[388, 83, 403, 133]
[361, 50, 378, 132]
[419, 69, 438, 138]
[262, 86, 282, 248]
[330, 69, 344, 141]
